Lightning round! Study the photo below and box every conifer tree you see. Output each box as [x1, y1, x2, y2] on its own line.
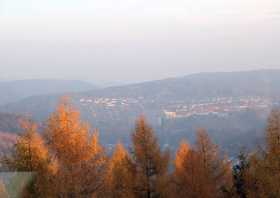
[262, 108, 280, 196]
[131, 116, 169, 198]
[174, 140, 190, 173]
[245, 109, 280, 197]
[81, 130, 108, 198]
[266, 108, 280, 157]
[233, 150, 249, 198]
[5, 119, 53, 197]
[107, 143, 135, 198]
[172, 129, 233, 198]
[44, 99, 107, 197]
[173, 146, 200, 197]
[195, 129, 233, 197]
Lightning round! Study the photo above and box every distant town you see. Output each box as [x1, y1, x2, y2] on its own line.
[78, 96, 278, 120]
[162, 96, 275, 119]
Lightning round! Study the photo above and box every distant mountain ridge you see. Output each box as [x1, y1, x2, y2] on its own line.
[82, 69, 280, 101]
[0, 79, 96, 106]
[1, 69, 280, 121]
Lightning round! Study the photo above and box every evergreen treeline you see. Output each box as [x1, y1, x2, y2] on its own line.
[1, 99, 280, 198]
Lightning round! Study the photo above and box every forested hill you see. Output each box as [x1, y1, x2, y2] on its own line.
[2, 69, 280, 115]
[82, 69, 280, 101]
[0, 79, 95, 105]
[0, 112, 25, 134]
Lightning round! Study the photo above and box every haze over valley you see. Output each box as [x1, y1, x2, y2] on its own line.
[2, 0, 280, 196]
[0, 69, 279, 155]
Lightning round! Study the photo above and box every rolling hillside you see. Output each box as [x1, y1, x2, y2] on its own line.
[82, 69, 280, 101]
[0, 79, 96, 106]
[2, 69, 279, 119]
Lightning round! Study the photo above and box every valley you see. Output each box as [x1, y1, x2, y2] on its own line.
[0, 69, 279, 156]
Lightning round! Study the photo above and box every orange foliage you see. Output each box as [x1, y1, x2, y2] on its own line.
[174, 140, 190, 172]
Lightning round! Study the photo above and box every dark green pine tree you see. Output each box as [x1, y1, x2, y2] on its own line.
[233, 150, 249, 198]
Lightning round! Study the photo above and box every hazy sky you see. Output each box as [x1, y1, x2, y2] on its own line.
[0, 0, 280, 83]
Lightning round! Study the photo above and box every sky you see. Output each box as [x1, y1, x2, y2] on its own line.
[0, 0, 280, 83]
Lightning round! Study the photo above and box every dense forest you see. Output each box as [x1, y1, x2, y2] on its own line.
[0, 99, 280, 198]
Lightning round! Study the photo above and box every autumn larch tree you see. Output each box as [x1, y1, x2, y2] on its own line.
[106, 143, 135, 198]
[4, 119, 54, 197]
[172, 140, 194, 197]
[174, 140, 190, 173]
[172, 129, 233, 198]
[262, 108, 280, 196]
[131, 116, 169, 198]
[245, 109, 280, 198]
[194, 129, 233, 198]
[44, 98, 108, 197]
